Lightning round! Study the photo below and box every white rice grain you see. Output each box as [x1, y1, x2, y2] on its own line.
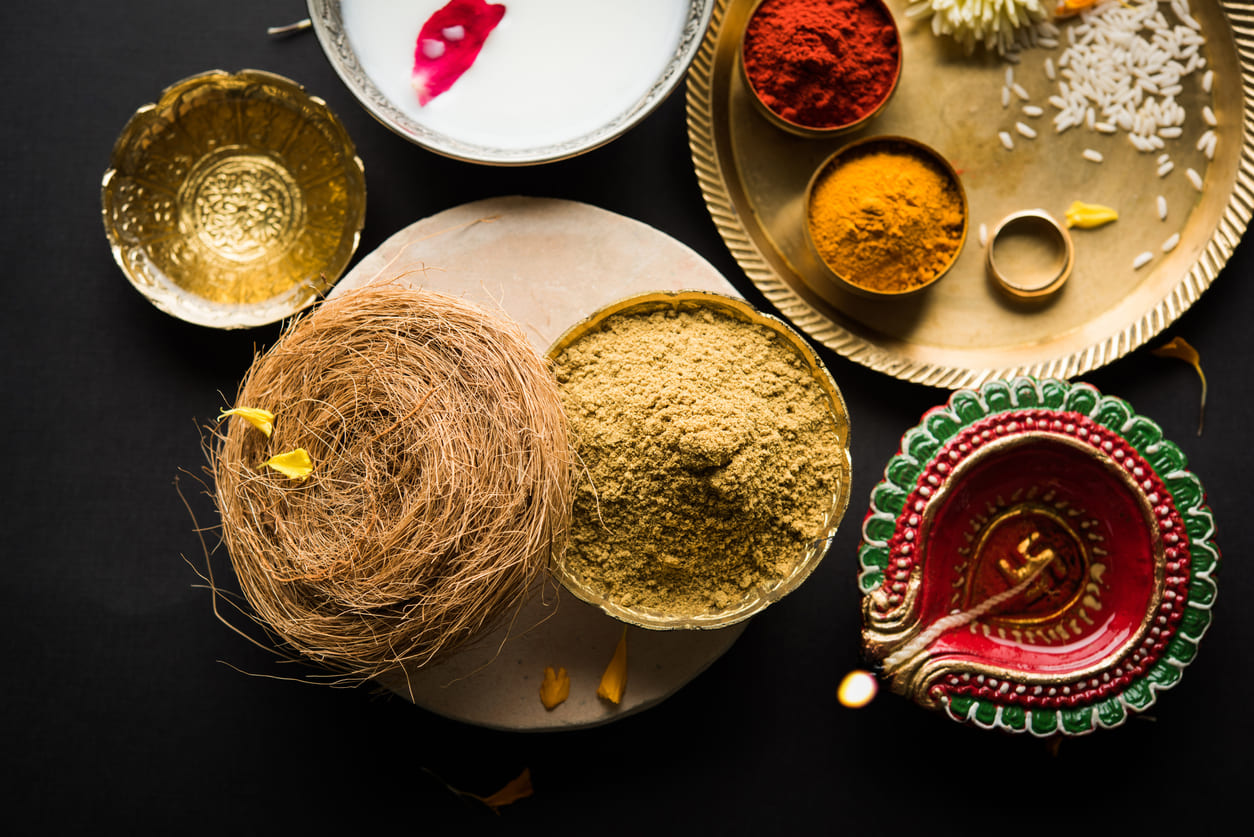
[1002, 86, 1011, 108]
[1203, 105, 1217, 126]
[1045, 58, 1056, 81]
[1083, 148, 1104, 163]
[1023, 105, 1044, 117]
[1202, 131, 1217, 159]
[1043, 0, 1211, 161]
[1162, 232, 1181, 252]
[1157, 160, 1175, 177]
[1132, 251, 1154, 270]
[999, 130, 1015, 150]
[1196, 129, 1215, 152]
[1012, 82, 1031, 101]
[979, 223, 989, 247]
[1202, 69, 1213, 92]
[1186, 167, 1204, 190]
[1157, 195, 1168, 219]
[1016, 121, 1037, 139]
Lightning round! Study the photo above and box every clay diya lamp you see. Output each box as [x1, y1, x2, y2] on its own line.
[858, 377, 1218, 735]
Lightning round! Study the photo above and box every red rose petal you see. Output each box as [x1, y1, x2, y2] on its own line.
[411, 0, 506, 106]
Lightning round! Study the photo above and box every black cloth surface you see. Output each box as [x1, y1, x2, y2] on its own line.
[2, 2, 1250, 832]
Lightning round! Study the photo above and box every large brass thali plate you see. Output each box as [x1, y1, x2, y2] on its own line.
[688, 0, 1254, 387]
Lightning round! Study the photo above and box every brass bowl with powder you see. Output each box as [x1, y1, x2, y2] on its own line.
[739, 0, 902, 137]
[804, 135, 967, 298]
[547, 290, 852, 630]
[101, 69, 366, 328]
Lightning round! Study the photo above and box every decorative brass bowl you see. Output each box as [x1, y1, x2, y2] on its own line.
[739, 0, 901, 137]
[859, 378, 1219, 735]
[547, 290, 852, 630]
[803, 135, 968, 299]
[101, 69, 366, 328]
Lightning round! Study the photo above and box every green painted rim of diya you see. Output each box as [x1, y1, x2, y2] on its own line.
[857, 377, 1219, 736]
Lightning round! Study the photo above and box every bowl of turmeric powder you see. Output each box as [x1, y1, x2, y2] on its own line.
[740, 0, 902, 136]
[804, 136, 968, 298]
[546, 290, 852, 630]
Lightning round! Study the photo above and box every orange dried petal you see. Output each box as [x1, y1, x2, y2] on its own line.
[539, 666, 570, 710]
[1152, 336, 1207, 435]
[1055, 0, 1100, 17]
[474, 768, 533, 812]
[597, 628, 628, 705]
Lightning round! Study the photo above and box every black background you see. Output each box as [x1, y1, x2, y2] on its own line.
[3, 1, 1250, 832]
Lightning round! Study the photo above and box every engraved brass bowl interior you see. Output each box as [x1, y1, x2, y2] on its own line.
[546, 290, 852, 630]
[101, 69, 366, 329]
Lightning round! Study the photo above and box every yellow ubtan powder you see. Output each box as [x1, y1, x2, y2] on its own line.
[808, 141, 965, 293]
[551, 306, 845, 617]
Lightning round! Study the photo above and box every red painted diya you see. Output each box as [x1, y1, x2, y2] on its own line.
[859, 378, 1218, 735]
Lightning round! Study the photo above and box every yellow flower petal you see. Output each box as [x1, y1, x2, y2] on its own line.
[539, 666, 570, 710]
[263, 448, 313, 481]
[471, 768, 534, 812]
[219, 407, 275, 437]
[596, 628, 628, 705]
[837, 669, 879, 708]
[1064, 200, 1118, 229]
[1152, 336, 1208, 435]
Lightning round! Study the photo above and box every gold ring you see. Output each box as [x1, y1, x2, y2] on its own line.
[986, 210, 1074, 300]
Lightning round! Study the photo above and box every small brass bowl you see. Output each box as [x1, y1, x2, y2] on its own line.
[804, 136, 968, 298]
[546, 290, 852, 630]
[987, 209, 1075, 300]
[101, 69, 366, 328]
[740, 0, 902, 137]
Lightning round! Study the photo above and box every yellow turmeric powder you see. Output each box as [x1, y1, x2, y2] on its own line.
[807, 140, 966, 294]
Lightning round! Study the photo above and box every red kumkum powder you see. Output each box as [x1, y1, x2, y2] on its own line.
[742, 0, 901, 129]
